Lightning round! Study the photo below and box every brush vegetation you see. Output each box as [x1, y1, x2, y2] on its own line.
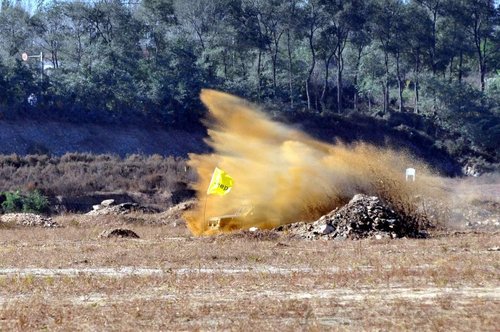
[0, 153, 195, 211]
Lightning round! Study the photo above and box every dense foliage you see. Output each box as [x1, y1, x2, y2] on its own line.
[0, 190, 50, 214]
[0, 0, 498, 154]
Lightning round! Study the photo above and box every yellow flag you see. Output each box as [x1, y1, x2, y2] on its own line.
[207, 167, 234, 196]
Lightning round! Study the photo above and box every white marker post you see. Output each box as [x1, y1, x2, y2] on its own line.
[22, 51, 43, 82]
[405, 168, 416, 182]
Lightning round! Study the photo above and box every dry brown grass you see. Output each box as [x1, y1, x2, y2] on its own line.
[0, 214, 498, 331]
[0, 153, 195, 210]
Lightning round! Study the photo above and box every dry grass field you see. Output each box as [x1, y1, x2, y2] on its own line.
[0, 212, 498, 331]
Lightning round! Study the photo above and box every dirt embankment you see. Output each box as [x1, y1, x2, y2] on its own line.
[0, 120, 207, 157]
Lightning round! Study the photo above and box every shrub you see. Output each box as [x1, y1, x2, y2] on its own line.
[0, 190, 50, 214]
[1, 191, 24, 213]
[22, 190, 50, 214]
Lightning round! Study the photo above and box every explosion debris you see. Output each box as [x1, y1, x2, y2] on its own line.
[277, 194, 428, 240]
[184, 90, 446, 235]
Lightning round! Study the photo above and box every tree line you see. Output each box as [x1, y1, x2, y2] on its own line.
[0, 0, 498, 130]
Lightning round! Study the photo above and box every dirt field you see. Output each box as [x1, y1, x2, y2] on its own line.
[0, 214, 498, 331]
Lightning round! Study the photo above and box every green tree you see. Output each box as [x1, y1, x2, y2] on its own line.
[299, 0, 326, 110]
[461, 0, 497, 91]
[31, 3, 69, 69]
[321, 0, 367, 113]
[404, 2, 433, 113]
[438, 1, 475, 83]
[371, 0, 406, 112]
[0, 4, 32, 61]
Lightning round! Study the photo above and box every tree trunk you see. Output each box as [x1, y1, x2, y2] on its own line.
[473, 16, 486, 91]
[268, 30, 284, 98]
[480, 64, 486, 92]
[449, 56, 454, 83]
[257, 50, 262, 101]
[396, 52, 403, 112]
[368, 91, 372, 112]
[306, 80, 311, 110]
[431, 10, 437, 75]
[287, 28, 294, 108]
[383, 51, 390, 113]
[478, 44, 486, 91]
[77, 33, 82, 68]
[336, 49, 343, 114]
[397, 79, 403, 112]
[272, 40, 279, 97]
[414, 53, 420, 114]
[458, 51, 463, 83]
[414, 80, 419, 114]
[320, 52, 334, 108]
[222, 49, 228, 79]
[353, 47, 363, 111]
[306, 29, 316, 111]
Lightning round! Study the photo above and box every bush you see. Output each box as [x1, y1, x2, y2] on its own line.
[1, 191, 24, 213]
[23, 190, 50, 214]
[0, 190, 50, 214]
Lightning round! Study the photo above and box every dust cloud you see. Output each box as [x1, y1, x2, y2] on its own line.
[184, 90, 446, 235]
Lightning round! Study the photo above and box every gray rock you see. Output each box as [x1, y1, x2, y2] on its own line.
[101, 199, 115, 207]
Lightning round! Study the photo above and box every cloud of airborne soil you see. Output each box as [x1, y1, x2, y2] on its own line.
[184, 90, 446, 235]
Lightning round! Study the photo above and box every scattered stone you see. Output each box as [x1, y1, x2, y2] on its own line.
[277, 194, 423, 240]
[87, 200, 157, 216]
[0, 213, 60, 228]
[99, 228, 140, 239]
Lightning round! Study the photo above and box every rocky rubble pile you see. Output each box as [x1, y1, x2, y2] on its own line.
[0, 213, 60, 228]
[158, 199, 195, 226]
[278, 194, 423, 240]
[86, 199, 157, 216]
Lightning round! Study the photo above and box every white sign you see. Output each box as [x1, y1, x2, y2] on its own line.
[405, 168, 416, 182]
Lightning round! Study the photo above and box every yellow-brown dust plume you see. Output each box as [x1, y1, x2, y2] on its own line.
[184, 89, 446, 235]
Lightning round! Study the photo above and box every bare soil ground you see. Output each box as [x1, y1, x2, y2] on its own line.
[0, 212, 499, 331]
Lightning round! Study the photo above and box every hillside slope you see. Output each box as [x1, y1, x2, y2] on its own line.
[0, 120, 207, 157]
[0, 110, 495, 177]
